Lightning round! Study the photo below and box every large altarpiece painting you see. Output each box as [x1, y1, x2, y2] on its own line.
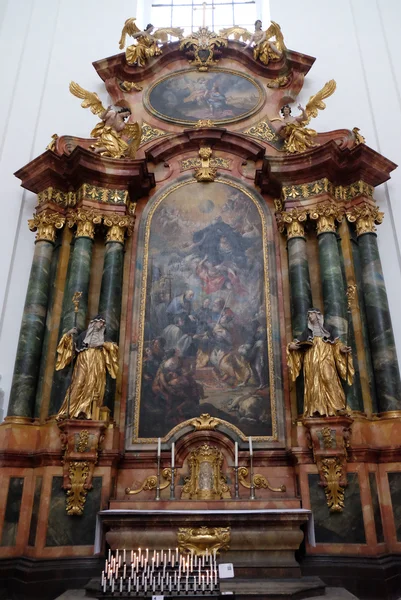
[129, 175, 283, 444]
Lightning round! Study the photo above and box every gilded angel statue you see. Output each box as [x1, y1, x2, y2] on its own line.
[69, 82, 141, 159]
[246, 20, 286, 65]
[119, 19, 184, 67]
[270, 79, 337, 153]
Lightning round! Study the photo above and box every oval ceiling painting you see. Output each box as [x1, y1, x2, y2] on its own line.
[145, 68, 265, 126]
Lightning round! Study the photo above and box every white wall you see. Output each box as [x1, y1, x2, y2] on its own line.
[0, 0, 137, 416]
[1, 0, 401, 416]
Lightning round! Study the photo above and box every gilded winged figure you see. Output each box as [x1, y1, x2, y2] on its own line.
[69, 82, 141, 159]
[271, 79, 337, 153]
[246, 20, 286, 65]
[119, 18, 184, 67]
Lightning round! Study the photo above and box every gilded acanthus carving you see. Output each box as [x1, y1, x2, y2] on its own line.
[77, 184, 128, 205]
[281, 179, 373, 203]
[181, 156, 231, 172]
[276, 209, 308, 239]
[58, 421, 106, 516]
[180, 27, 227, 71]
[177, 526, 230, 556]
[243, 119, 279, 143]
[303, 416, 353, 513]
[190, 413, 221, 431]
[28, 211, 66, 242]
[104, 214, 135, 243]
[37, 187, 76, 207]
[309, 203, 344, 234]
[346, 204, 384, 236]
[139, 122, 169, 146]
[194, 147, 217, 182]
[67, 208, 103, 239]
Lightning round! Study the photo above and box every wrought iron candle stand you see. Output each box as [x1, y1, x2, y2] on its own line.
[98, 548, 221, 598]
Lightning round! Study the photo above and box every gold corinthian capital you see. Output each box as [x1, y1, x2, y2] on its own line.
[67, 208, 102, 239]
[103, 214, 135, 244]
[276, 208, 308, 239]
[309, 203, 344, 235]
[28, 210, 66, 242]
[346, 204, 384, 237]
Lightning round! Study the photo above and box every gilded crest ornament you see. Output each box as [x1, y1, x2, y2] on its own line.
[177, 526, 230, 556]
[180, 27, 227, 71]
[194, 147, 217, 182]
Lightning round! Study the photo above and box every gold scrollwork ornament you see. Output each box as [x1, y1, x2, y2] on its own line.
[276, 209, 308, 239]
[67, 208, 102, 239]
[194, 147, 217, 182]
[346, 205, 384, 237]
[177, 526, 230, 556]
[309, 203, 343, 234]
[180, 27, 227, 71]
[125, 468, 172, 495]
[65, 461, 90, 516]
[319, 457, 345, 512]
[28, 211, 66, 243]
[238, 466, 286, 492]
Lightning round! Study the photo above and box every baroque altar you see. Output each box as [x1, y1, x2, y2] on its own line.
[1, 11, 401, 600]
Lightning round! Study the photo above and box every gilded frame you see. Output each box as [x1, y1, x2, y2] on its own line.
[127, 175, 285, 447]
[144, 68, 266, 126]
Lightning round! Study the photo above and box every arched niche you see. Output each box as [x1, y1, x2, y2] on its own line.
[126, 173, 285, 448]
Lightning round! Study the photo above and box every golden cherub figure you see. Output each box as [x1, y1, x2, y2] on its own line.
[271, 80, 337, 153]
[69, 82, 141, 159]
[119, 18, 184, 67]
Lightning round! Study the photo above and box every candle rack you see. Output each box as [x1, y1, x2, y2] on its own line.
[98, 548, 220, 599]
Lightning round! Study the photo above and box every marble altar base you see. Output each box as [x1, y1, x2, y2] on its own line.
[95, 506, 313, 579]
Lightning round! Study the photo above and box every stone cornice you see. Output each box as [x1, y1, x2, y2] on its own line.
[146, 128, 265, 163]
[14, 146, 155, 200]
[255, 140, 397, 195]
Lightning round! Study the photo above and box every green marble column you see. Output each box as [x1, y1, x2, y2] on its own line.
[60, 235, 93, 333]
[358, 231, 401, 412]
[281, 214, 312, 416]
[49, 215, 96, 415]
[315, 218, 347, 340]
[98, 226, 125, 411]
[7, 214, 64, 419]
[288, 236, 313, 339]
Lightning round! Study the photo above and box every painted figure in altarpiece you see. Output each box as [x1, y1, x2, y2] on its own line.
[287, 309, 354, 417]
[138, 182, 273, 438]
[56, 316, 118, 420]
